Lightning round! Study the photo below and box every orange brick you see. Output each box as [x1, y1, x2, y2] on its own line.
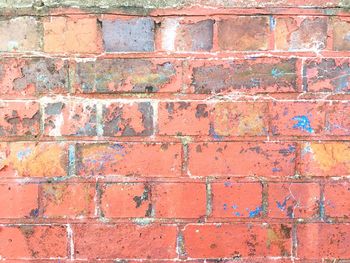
[325, 101, 350, 136]
[188, 142, 296, 177]
[41, 183, 95, 218]
[0, 183, 38, 218]
[43, 16, 102, 53]
[268, 183, 320, 219]
[324, 182, 350, 218]
[332, 17, 350, 51]
[100, 183, 151, 218]
[153, 183, 206, 218]
[211, 182, 262, 218]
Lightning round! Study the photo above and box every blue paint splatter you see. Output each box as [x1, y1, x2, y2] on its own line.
[68, 145, 75, 166]
[276, 198, 288, 211]
[269, 16, 276, 31]
[248, 206, 262, 218]
[223, 203, 227, 210]
[17, 148, 32, 161]
[209, 124, 222, 141]
[292, 115, 314, 133]
[235, 212, 241, 216]
[232, 204, 238, 209]
[224, 181, 232, 187]
[271, 68, 285, 78]
[272, 167, 281, 172]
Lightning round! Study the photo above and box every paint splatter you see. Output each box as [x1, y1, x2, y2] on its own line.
[292, 115, 314, 133]
[248, 206, 262, 218]
[271, 68, 285, 78]
[17, 148, 32, 161]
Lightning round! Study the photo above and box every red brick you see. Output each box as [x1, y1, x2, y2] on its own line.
[0, 225, 67, 259]
[73, 224, 177, 259]
[218, 17, 269, 51]
[102, 102, 153, 136]
[100, 183, 151, 218]
[269, 101, 325, 136]
[298, 142, 350, 177]
[0, 183, 38, 218]
[303, 58, 350, 93]
[0, 142, 68, 178]
[76, 143, 181, 177]
[160, 18, 213, 51]
[188, 142, 296, 177]
[0, 101, 40, 137]
[153, 183, 206, 218]
[325, 101, 350, 136]
[41, 183, 95, 218]
[43, 16, 102, 53]
[211, 182, 262, 218]
[275, 17, 328, 51]
[188, 58, 297, 94]
[297, 224, 350, 259]
[268, 183, 320, 219]
[44, 100, 97, 136]
[183, 223, 292, 258]
[324, 182, 350, 218]
[332, 17, 350, 51]
[73, 59, 182, 93]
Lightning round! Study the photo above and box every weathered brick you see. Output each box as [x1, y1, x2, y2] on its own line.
[218, 16, 269, 51]
[188, 142, 296, 177]
[268, 183, 320, 219]
[211, 182, 262, 218]
[102, 17, 154, 52]
[0, 142, 68, 178]
[303, 58, 350, 93]
[76, 143, 181, 177]
[275, 17, 328, 50]
[44, 100, 97, 136]
[0, 225, 67, 259]
[0, 101, 40, 137]
[297, 224, 350, 259]
[0, 17, 41, 52]
[188, 58, 297, 94]
[100, 183, 152, 218]
[73, 59, 181, 93]
[325, 101, 350, 136]
[153, 183, 206, 218]
[160, 18, 213, 51]
[298, 142, 350, 177]
[324, 182, 350, 218]
[269, 101, 325, 136]
[183, 224, 292, 258]
[0, 183, 38, 218]
[332, 17, 350, 51]
[73, 224, 177, 259]
[41, 183, 95, 218]
[43, 16, 102, 53]
[102, 102, 153, 136]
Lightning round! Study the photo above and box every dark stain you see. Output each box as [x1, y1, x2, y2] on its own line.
[166, 102, 174, 115]
[196, 145, 202, 152]
[45, 102, 64, 115]
[29, 208, 39, 218]
[133, 184, 151, 208]
[195, 104, 209, 118]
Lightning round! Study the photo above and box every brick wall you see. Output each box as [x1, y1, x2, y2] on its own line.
[0, 1, 350, 262]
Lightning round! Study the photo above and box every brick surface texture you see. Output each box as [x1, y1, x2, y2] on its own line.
[0, 0, 350, 262]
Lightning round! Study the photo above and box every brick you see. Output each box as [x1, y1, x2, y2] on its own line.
[325, 101, 350, 136]
[76, 143, 181, 177]
[298, 142, 350, 177]
[41, 183, 95, 218]
[44, 100, 97, 136]
[160, 18, 213, 51]
[303, 58, 350, 93]
[183, 224, 292, 258]
[158, 102, 211, 136]
[269, 101, 325, 136]
[100, 183, 152, 218]
[43, 16, 102, 53]
[218, 16, 269, 51]
[102, 102, 153, 136]
[73, 224, 177, 259]
[332, 18, 350, 51]
[211, 182, 262, 218]
[188, 58, 297, 94]
[0, 225, 67, 259]
[275, 17, 328, 51]
[102, 17, 154, 52]
[153, 183, 206, 218]
[0, 142, 68, 178]
[0, 17, 41, 52]
[268, 183, 320, 219]
[297, 224, 350, 259]
[73, 59, 182, 93]
[0, 58, 68, 95]
[188, 142, 296, 177]
[0, 101, 40, 137]
[0, 183, 38, 218]
[324, 182, 350, 218]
